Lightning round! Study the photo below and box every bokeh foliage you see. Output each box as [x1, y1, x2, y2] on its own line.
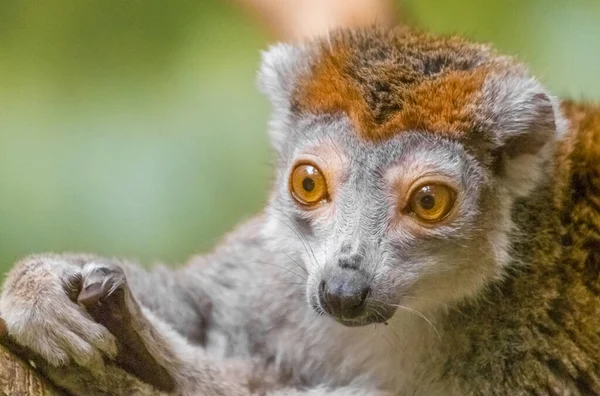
[0, 0, 599, 271]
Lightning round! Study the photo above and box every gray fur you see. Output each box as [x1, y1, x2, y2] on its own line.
[0, 30, 581, 396]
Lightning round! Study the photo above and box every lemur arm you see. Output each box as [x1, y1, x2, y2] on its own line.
[120, 261, 213, 345]
[0, 252, 277, 394]
[104, 271, 393, 394]
[72, 259, 389, 395]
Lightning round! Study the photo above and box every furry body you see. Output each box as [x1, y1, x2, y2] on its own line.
[1, 27, 600, 395]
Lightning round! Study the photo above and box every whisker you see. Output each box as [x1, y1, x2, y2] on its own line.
[263, 211, 318, 269]
[254, 260, 307, 281]
[401, 296, 471, 318]
[388, 303, 441, 339]
[383, 325, 405, 356]
[263, 204, 321, 269]
[282, 250, 308, 276]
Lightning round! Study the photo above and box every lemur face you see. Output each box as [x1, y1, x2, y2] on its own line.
[259, 28, 563, 326]
[272, 119, 493, 326]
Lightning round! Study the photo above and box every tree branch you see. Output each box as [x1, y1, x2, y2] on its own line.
[0, 318, 63, 395]
[0, 318, 167, 396]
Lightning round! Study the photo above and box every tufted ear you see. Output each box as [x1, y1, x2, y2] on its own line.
[479, 73, 566, 196]
[257, 43, 313, 109]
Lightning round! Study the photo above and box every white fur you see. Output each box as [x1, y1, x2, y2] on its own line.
[257, 43, 313, 108]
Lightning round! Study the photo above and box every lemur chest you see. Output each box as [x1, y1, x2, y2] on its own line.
[263, 310, 450, 394]
[204, 268, 451, 393]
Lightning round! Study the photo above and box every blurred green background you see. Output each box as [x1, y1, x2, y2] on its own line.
[1, 0, 599, 272]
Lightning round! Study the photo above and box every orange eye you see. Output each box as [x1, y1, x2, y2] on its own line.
[290, 163, 329, 206]
[408, 183, 456, 223]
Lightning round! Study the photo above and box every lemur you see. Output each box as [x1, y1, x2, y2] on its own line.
[1, 26, 600, 396]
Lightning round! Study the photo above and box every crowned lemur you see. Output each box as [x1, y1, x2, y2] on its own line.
[1, 26, 600, 395]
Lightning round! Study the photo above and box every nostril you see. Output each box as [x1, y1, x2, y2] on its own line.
[319, 280, 341, 314]
[319, 280, 326, 295]
[359, 287, 370, 305]
[318, 280, 328, 306]
[317, 276, 371, 320]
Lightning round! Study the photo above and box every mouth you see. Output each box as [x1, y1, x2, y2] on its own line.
[330, 311, 392, 327]
[310, 296, 395, 327]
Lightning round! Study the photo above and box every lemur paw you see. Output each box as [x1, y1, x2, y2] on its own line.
[78, 261, 127, 308]
[0, 255, 121, 369]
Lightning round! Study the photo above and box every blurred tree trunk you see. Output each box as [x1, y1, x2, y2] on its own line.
[232, 0, 400, 41]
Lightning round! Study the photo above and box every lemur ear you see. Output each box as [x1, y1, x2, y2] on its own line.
[257, 43, 312, 109]
[479, 73, 565, 196]
[482, 74, 562, 156]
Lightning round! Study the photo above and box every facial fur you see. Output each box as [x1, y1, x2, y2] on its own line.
[258, 27, 565, 326]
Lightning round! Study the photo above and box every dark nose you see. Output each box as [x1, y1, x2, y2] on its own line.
[318, 270, 370, 319]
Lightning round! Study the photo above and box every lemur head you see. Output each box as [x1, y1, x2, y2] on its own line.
[258, 27, 565, 327]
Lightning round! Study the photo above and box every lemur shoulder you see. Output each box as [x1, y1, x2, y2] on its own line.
[1, 26, 600, 395]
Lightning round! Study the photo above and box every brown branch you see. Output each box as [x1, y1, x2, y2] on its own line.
[0, 318, 167, 396]
[0, 318, 63, 395]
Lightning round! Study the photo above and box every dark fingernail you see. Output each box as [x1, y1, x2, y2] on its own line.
[77, 282, 103, 307]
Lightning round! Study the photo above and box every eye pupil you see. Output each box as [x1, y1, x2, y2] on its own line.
[290, 163, 329, 206]
[407, 183, 456, 223]
[420, 195, 435, 210]
[302, 177, 315, 192]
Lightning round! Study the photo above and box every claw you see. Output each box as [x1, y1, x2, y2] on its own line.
[78, 282, 105, 306]
[78, 264, 124, 308]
